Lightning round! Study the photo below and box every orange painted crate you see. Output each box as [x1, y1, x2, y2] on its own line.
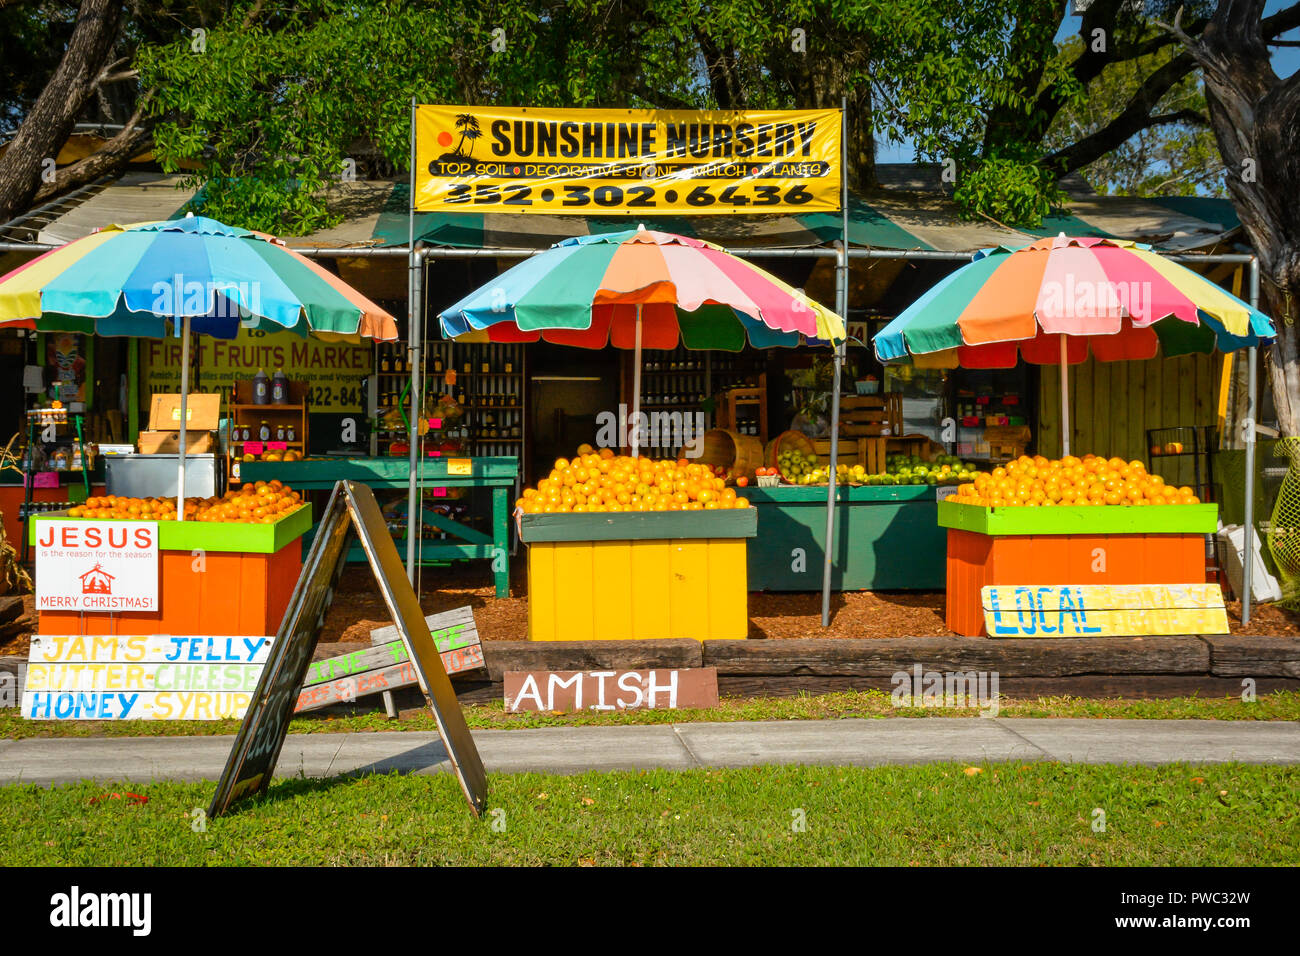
[940, 501, 1217, 636]
[944, 529, 1209, 636]
[38, 542, 303, 637]
[32, 508, 310, 638]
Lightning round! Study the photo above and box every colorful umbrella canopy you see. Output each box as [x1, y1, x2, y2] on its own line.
[873, 235, 1273, 368]
[0, 215, 398, 342]
[438, 226, 845, 348]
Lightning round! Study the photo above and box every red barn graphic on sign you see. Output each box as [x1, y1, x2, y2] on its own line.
[79, 563, 114, 595]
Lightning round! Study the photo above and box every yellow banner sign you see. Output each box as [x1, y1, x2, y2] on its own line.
[140, 329, 371, 412]
[982, 583, 1229, 638]
[415, 105, 841, 214]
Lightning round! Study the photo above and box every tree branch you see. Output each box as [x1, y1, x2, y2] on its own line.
[30, 102, 154, 204]
[1041, 49, 1201, 177]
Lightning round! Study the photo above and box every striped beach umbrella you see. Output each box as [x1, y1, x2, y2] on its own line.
[873, 235, 1274, 454]
[0, 214, 398, 515]
[439, 226, 844, 455]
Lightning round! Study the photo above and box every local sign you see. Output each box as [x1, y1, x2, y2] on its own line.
[982, 583, 1230, 638]
[35, 521, 159, 613]
[415, 105, 842, 215]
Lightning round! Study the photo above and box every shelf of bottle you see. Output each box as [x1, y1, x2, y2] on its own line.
[230, 403, 307, 411]
[445, 371, 519, 377]
[462, 405, 521, 411]
[232, 441, 305, 447]
[470, 438, 523, 444]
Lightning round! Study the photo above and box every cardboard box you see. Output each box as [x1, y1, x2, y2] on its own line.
[138, 393, 220, 455]
[136, 430, 215, 454]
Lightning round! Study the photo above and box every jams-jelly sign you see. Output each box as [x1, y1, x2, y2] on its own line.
[35, 521, 159, 612]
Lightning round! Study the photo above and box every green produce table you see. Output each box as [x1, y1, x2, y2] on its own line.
[743, 484, 945, 591]
[239, 456, 518, 596]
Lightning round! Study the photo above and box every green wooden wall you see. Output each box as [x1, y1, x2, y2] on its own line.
[1037, 352, 1222, 489]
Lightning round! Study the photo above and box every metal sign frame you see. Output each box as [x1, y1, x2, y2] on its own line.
[209, 480, 487, 817]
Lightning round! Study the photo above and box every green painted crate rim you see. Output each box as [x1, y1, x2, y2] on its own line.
[743, 484, 940, 503]
[936, 498, 1218, 536]
[29, 502, 313, 554]
[520, 507, 758, 543]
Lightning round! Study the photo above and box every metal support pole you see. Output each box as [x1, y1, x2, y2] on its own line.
[405, 97, 420, 583]
[821, 98, 850, 628]
[1242, 258, 1260, 625]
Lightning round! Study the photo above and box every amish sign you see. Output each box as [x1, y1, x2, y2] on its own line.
[504, 667, 719, 713]
[35, 520, 159, 612]
[22, 634, 271, 720]
[294, 606, 485, 712]
[209, 481, 487, 818]
[982, 583, 1229, 638]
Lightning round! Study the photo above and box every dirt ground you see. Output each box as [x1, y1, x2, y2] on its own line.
[3, 556, 1298, 655]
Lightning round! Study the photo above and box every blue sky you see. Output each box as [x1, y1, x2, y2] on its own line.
[876, 1, 1300, 164]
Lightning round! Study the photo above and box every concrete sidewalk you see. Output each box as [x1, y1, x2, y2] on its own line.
[2, 718, 1298, 786]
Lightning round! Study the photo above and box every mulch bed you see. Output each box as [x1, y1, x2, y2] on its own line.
[312, 558, 1300, 643]
[3, 557, 1298, 656]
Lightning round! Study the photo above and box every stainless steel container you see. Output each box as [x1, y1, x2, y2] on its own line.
[104, 453, 220, 498]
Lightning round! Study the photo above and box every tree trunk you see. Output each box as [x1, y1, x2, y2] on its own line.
[1172, 0, 1300, 435]
[0, 0, 124, 223]
[30, 109, 152, 204]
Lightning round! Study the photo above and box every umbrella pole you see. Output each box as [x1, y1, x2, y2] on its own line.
[1060, 333, 1070, 458]
[631, 304, 643, 458]
[176, 316, 191, 521]
[821, 338, 844, 627]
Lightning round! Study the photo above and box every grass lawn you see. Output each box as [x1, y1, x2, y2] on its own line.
[2, 690, 1298, 739]
[0, 762, 1295, 866]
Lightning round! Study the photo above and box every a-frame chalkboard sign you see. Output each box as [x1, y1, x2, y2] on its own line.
[208, 480, 488, 818]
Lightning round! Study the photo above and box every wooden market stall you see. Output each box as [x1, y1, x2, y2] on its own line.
[239, 455, 517, 596]
[744, 484, 945, 591]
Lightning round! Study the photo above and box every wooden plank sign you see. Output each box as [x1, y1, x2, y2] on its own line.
[22, 634, 272, 720]
[982, 583, 1229, 638]
[294, 607, 484, 713]
[503, 667, 719, 713]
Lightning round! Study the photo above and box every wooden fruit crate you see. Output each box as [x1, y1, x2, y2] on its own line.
[984, 425, 1032, 460]
[838, 394, 901, 437]
[807, 437, 888, 474]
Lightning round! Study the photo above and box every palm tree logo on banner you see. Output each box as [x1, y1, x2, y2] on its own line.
[453, 113, 482, 159]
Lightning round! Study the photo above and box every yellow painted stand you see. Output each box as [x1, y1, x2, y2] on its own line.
[519, 510, 757, 641]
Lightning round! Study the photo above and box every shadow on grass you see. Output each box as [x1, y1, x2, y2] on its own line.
[216, 736, 456, 818]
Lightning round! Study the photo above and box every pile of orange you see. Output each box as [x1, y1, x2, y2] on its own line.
[68, 481, 304, 523]
[951, 454, 1201, 507]
[70, 496, 178, 520]
[191, 481, 304, 523]
[517, 446, 751, 513]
